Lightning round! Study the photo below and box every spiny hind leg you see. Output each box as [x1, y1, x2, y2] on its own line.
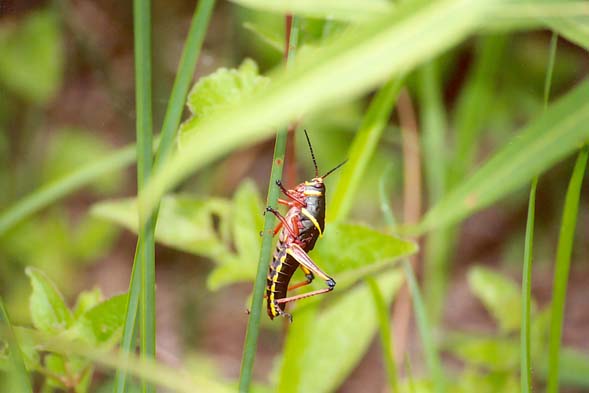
[272, 300, 293, 322]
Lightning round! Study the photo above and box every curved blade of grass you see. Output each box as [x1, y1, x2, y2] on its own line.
[367, 277, 400, 393]
[328, 77, 403, 223]
[546, 146, 588, 393]
[138, 0, 499, 221]
[403, 261, 445, 393]
[522, 31, 557, 393]
[238, 14, 299, 393]
[230, 0, 392, 21]
[0, 145, 136, 236]
[520, 178, 536, 393]
[417, 79, 589, 234]
[115, 2, 216, 392]
[16, 328, 232, 393]
[0, 298, 32, 393]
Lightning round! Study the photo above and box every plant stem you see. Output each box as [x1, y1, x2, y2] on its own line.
[547, 146, 588, 393]
[520, 178, 536, 393]
[238, 14, 300, 393]
[114, 1, 216, 392]
[521, 31, 557, 393]
[132, 1, 155, 392]
[367, 277, 400, 393]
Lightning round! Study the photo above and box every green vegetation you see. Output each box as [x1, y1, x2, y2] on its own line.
[1, 1, 588, 392]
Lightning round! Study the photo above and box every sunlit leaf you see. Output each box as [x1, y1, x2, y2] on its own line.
[179, 58, 269, 145]
[69, 294, 128, 346]
[468, 266, 533, 333]
[277, 269, 403, 393]
[25, 268, 73, 334]
[445, 334, 520, 371]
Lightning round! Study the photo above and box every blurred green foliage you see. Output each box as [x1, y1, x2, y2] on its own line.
[0, 10, 63, 103]
[0, 1, 588, 392]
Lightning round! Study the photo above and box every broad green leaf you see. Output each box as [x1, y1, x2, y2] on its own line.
[0, 9, 63, 103]
[92, 195, 232, 259]
[25, 267, 73, 334]
[468, 266, 532, 333]
[277, 269, 403, 393]
[73, 288, 103, 319]
[445, 335, 520, 371]
[418, 79, 589, 233]
[231, 181, 264, 266]
[69, 294, 128, 346]
[243, 22, 283, 52]
[139, 0, 499, 219]
[312, 223, 417, 288]
[178, 59, 269, 145]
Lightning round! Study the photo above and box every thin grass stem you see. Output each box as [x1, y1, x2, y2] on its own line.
[403, 261, 445, 393]
[238, 14, 300, 393]
[367, 277, 400, 393]
[546, 146, 588, 393]
[520, 178, 536, 393]
[115, 2, 216, 392]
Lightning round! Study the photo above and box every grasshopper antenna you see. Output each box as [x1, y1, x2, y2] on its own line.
[322, 159, 348, 179]
[303, 129, 319, 177]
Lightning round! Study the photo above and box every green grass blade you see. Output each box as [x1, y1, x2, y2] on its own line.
[418, 79, 589, 233]
[521, 31, 557, 393]
[403, 261, 445, 393]
[0, 298, 32, 393]
[367, 277, 400, 393]
[153, 0, 216, 169]
[238, 14, 299, 393]
[115, 2, 215, 392]
[238, 130, 287, 393]
[132, 2, 155, 393]
[138, 0, 498, 220]
[0, 145, 136, 236]
[450, 34, 506, 186]
[546, 146, 588, 393]
[418, 61, 453, 323]
[329, 77, 403, 222]
[230, 0, 391, 21]
[520, 178, 536, 393]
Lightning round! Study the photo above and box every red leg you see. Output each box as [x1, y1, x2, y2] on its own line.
[275, 287, 333, 305]
[276, 180, 306, 206]
[273, 221, 283, 236]
[266, 207, 299, 238]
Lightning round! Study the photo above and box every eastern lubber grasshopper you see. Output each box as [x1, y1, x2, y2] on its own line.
[265, 131, 346, 321]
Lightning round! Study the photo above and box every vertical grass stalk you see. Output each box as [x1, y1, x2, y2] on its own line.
[403, 261, 445, 393]
[418, 60, 450, 323]
[546, 146, 588, 393]
[520, 178, 536, 393]
[115, 1, 216, 392]
[238, 15, 300, 393]
[367, 277, 400, 393]
[132, 1, 155, 392]
[0, 297, 32, 393]
[521, 31, 557, 393]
